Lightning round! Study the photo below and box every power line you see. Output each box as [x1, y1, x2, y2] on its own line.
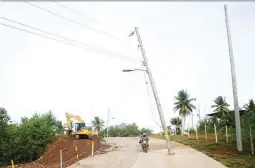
[144, 73, 163, 130]
[141, 58, 162, 130]
[0, 17, 113, 53]
[51, 2, 129, 41]
[52, 2, 114, 32]
[24, 1, 120, 41]
[1, 17, 80, 44]
[0, 2, 4, 8]
[134, 46, 162, 130]
[0, 21, 138, 62]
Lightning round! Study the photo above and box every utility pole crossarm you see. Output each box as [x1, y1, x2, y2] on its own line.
[134, 27, 173, 155]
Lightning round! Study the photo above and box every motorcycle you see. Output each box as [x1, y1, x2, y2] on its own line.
[141, 139, 148, 153]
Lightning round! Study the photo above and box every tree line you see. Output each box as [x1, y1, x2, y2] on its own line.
[169, 89, 255, 151]
[90, 116, 152, 137]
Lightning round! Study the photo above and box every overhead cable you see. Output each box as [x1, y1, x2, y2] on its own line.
[51, 1, 129, 41]
[52, 2, 114, 32]
[24, 1, 120, 41]
[0, 20, 138, 62]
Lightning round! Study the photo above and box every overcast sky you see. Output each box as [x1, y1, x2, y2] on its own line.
[0, 2, 255, 132]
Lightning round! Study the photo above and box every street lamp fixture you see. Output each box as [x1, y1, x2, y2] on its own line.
[122, 69, 147, 73]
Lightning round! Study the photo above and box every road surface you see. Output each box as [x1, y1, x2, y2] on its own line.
[68, 137, 227, 168]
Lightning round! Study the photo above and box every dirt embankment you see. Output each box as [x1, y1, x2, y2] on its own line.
[15, 137, 101, 168]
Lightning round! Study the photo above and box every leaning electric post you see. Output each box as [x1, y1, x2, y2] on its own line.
[224, 5, 243, 152]
[132, 27, 174, 155]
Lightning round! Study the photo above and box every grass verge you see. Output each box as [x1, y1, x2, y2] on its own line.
[150, 134, 255, 168]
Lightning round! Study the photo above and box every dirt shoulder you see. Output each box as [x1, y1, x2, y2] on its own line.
[13, 136, 105, 168]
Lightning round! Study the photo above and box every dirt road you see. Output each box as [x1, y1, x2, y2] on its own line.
[68, 137, 228, 168]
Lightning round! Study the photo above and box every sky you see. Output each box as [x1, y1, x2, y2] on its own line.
[0, 2, 255, 133]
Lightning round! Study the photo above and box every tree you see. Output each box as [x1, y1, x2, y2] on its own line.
[211, 96, 230, 119]
[21, 116, 29, 124]
[55, 121, 64, 134]
[197, 118, 217, 133]
[241, 100, 255, 150]
[140, 128, 153, 135]
[173, 89, 196, 135]
[170, 117, 182, 135]
[0, 108, 11, 165]
[99, 123, 150, 137]
[170, 117, 182, 126]
[244, 99, 255, 112]
[0, 109, 67, 167]
[92, 116, 104, 134]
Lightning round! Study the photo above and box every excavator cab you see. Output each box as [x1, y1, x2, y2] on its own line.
[75, 122, 86, 132]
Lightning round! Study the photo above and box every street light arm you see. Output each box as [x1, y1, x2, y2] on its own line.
[122, 69, 148, 73]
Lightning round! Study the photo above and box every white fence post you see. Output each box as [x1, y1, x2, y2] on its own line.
[250, 125, 254, 155]
[188, 124, 190, 138]
[214, 124, 218, 143]
[60, 150, 63, 168]
[92, 141, 94, 156]
[196, 127, 198, 140]
[226, 125, 229, 144]
[205, 124, 207, 140]
[11, 160, 14, 168]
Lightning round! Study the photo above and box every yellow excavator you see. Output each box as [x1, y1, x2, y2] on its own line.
[65, 113, 94, 140]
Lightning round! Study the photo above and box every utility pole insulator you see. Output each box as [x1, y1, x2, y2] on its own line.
[129, 31, 135, 37]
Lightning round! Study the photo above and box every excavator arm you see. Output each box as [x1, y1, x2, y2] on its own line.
[65, 113, 85, 128]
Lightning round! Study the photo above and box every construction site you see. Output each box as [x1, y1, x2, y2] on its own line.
[12, 137, 107, 168]
[1, 1, 255, 168]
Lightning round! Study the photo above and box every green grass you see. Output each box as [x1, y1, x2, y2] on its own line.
[150, 134, 255, 168]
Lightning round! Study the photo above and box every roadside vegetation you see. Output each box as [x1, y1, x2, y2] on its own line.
[0, 108, 152, 167]
[163, 90, 255, 168]
[99, 123, 152, 137]
[0, 108, 64, 167]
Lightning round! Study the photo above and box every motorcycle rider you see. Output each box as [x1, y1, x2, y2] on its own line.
[139, 133, 143, 143]
[140, 133, 149, 148]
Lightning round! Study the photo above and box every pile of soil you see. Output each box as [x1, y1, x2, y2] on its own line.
[15, 136, 101, 168]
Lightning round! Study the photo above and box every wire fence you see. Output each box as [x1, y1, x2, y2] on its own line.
[186, 124, 255, 154]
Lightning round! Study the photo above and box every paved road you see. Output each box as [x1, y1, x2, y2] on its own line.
[68, 137, 227, 168]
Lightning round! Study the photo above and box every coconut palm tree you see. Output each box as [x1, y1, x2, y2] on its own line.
[170, 117, 182, 127]
[170, 117, 182, 134]
[173, 89, 196, 135]
[211, 96, 230, 119]
[92, 116, 104, 134]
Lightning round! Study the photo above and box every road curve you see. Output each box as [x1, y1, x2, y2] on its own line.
[68, 137, 227, 168]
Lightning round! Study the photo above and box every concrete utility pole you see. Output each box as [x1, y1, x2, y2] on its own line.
[224, 5, 243, 152]
[133, 27, 174, 155]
